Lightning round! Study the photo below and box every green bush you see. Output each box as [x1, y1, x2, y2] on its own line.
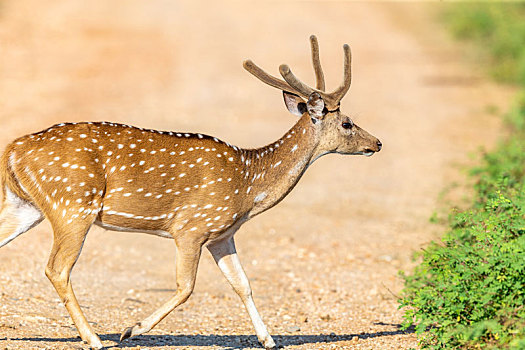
[444, 4, 525, 85]
[400, 6, 525, 349]
[400, 2, 525, 349]
[400, 96, 525, 349]
[400, 5, 525, 346]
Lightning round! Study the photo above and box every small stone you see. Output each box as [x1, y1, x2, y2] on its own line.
[299, 315, 308, 323]
[320, 314, 331, 321]
[287, 325, 300, 332]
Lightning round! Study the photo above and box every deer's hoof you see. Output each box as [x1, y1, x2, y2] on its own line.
[120, 326, 134, 342]
[263, 335, 276, 349]
[87, 338, 104, 349]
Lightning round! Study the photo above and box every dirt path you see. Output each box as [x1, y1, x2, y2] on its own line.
[0, 2, 515, 349]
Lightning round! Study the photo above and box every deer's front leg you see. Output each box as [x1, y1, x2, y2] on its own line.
[207, 237, 276, 349]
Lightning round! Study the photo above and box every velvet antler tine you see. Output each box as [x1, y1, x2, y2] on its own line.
[243, 60, 297, 94]
[310, 35, 325, 91]
[245, 38, 351, 109]
[279, 64, 314, 99]
[330, 44, 352, 104]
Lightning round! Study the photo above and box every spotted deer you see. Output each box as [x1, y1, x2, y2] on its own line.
[0, 35, 381, 349]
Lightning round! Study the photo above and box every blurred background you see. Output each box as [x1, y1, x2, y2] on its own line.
[0, 1, 518, 349]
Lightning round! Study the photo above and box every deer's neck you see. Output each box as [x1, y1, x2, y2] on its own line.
[241, 115, 321, 218]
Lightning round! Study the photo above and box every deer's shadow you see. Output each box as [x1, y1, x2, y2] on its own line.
[3, 324, 414, 349]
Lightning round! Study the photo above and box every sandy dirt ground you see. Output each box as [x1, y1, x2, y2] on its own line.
[0, 1, 516, 349]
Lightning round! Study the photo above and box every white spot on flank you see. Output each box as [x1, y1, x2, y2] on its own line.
[291, 144, 298, 152]
[254, 192, 267, 203]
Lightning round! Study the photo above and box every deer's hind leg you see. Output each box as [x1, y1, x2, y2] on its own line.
[120, 234, 204, 341]
[0, 187, 43, 248]
[45, 215, 102, 349]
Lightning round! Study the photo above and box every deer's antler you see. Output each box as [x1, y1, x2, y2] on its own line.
[243, 35, 352, 109]
[310, 35, 325, 91]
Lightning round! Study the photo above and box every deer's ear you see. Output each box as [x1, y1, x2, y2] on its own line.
[307, 92, 325, 120]
[283, 92, 307, 117]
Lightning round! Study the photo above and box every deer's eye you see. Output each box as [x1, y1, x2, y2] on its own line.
[342, 122, 353, 129]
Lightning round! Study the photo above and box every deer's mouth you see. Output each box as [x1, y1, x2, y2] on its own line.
[349, 150, 375, 157]
[360, 148, 376, 157]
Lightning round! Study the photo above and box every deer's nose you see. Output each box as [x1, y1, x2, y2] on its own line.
[377, 140, 382, 151]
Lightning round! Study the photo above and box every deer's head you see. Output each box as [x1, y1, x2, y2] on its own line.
[244, 35, 381, 157]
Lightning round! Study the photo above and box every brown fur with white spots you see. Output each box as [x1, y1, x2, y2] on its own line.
[0, 36, 381, 349]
